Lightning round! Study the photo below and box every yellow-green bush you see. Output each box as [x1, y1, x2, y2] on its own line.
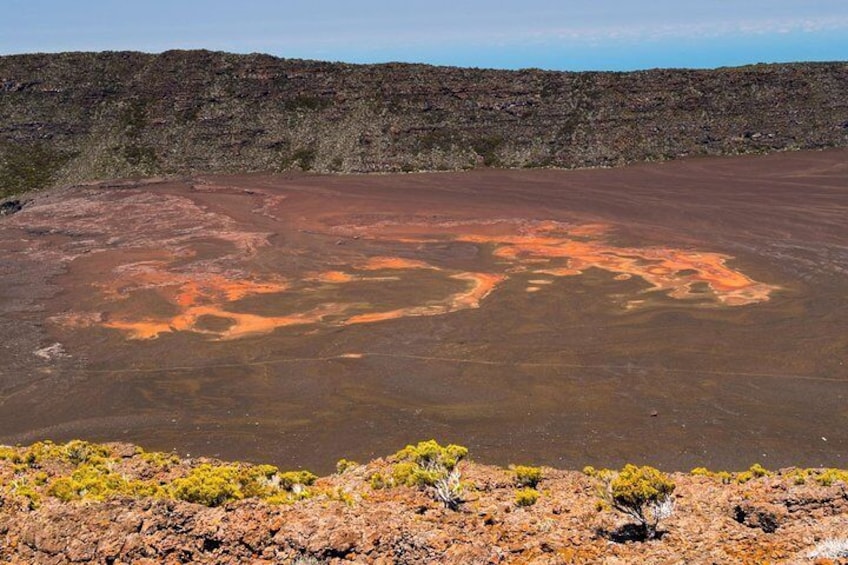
[23, 440, 112, 468]
[604, 464, 676, 539]
[336, 458, 359, 474]
[239, 464, 281, 498]
[610, 465, 675, 511]
[0, 446, 21, 463]
[139, 450, 181, 470]
[327, 487, 355, 506]
[391, 461, 441, 487]
[168, 464, 244, 506]
[735, 463, 771, 484]
[690, 467, 732, 484]
[583, 465, 616, 481]
[513, 465, 542, 488]
[3, 441, 324, 508]
[62, 440, 113, 465]
[815, 468, 848, 487]
[515, 487, 540, 507]
[369, 472, 387, 490]
[278, 470, 317, 491]
[167, 464, 317, 506]
[393, 440, 468, 471]
[783, 468, 809, 485]
[264, 490, 313, 505]
[381, 440, 470, 490]
[6, 478, 42, 510]
[47, 463, 163, 502]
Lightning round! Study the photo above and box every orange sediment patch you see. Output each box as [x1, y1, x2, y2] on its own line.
[447, 273, 503, 311]
[445, 221, 776, 307]
[344, 272, 504, 325]
[103, 300, 350, 341]
[173, 277, 289, 307]
[356, 256, 437, 271]
[307, 270, 358, 284]
[70, 218, 778, 341]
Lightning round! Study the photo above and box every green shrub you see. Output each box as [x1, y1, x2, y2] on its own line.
[387, 440, 470, 510]
[393, 440, 468, 472]
[6, 478, 42, 510]
[62, 440, 112, 465]
[515, 487, 540, 507]
[240, 464, 281, 498]
[336, 458, 359, 474]
[782, 468, 809, 485]
[168, 464, 244, 506]
[605, 464, 676, 540]
[328, 487, 355, 506]
[690, 467, 732, 484]
[583, 465, 615, 481]
[388, 440, 469, 489]
[471, 135, 504, 166]
[264, 488, 313, 505]
[139, 450, 181, 470]
[735, 463, 771, 484]
[18, 440, 112, 468]
[278, 470, 317, 490]
[369, 472, 386, 490]
[0, 446, 21, 464]
[815, 468, 848, 487]
[46, 463, 161, 502]
[166, 463, 318, 507]
[392, 461, 441, 487]
[513, 465, 542, 488]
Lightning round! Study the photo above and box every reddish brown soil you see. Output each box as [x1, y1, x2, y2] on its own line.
[0, 150, 846, 473]
[1, 443, 848, 564]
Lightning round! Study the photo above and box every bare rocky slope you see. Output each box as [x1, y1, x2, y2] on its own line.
[1, 51, 847, 197]
[2, 441, 848, 564]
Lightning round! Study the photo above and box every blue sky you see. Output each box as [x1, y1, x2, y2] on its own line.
[1, 0, 846, 71]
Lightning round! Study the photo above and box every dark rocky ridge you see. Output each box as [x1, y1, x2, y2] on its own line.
[1, 50, 847, 197]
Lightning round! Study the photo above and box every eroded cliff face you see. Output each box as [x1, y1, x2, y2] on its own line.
[1, 51, 847, 196]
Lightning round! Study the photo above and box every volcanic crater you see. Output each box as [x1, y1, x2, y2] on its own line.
[1, 149, 846, 473]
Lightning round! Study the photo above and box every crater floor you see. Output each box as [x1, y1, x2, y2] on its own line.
[1, 149, 846, 473]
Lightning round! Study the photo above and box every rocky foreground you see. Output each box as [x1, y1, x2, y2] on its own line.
[1, 441, 847, 564]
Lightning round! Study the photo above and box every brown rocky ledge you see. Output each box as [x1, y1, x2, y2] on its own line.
[1, 441, 847, 564]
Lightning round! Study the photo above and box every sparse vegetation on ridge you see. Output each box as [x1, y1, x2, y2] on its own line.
[2, 439, 848, 563]
[1, 440, 317, 508]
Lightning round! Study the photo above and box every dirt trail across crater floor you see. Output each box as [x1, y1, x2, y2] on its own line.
[0, 150, 846, 473]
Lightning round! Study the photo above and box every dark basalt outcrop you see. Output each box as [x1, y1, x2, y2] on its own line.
[1, 51, 846, 197]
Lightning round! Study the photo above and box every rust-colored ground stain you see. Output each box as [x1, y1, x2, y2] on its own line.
[356, 256, 436, 271]
[2, 149, 847, 474]
[361, 219, 778, 307]
[71, 219, 775, 341]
